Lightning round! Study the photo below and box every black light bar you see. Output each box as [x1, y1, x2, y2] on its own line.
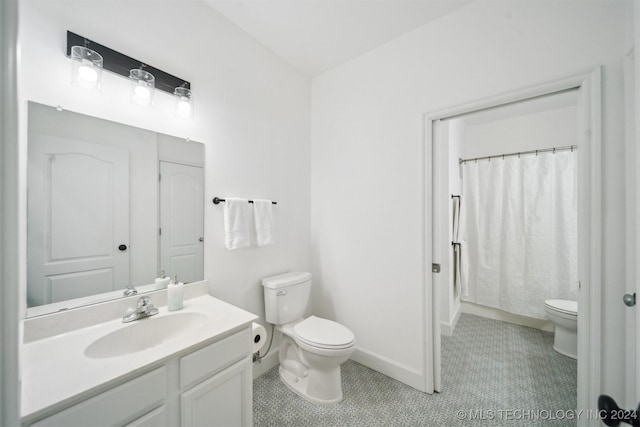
[66, 31, 190, 95]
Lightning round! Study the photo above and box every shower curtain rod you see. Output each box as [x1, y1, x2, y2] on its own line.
[459, 145, 577, 165]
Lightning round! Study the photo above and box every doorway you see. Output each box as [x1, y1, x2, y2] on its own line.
[423, 69, 602, 414]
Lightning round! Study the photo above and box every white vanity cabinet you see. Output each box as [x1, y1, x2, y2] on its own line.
[124, 406, 167, 427]
[23, 327, 253, 427]
[181, 358, 252, 427]
[179, 329, 253, 426]
[30, 368, 167, 427]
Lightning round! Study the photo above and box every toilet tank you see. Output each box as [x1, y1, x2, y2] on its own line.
[262, 272, 312, 325]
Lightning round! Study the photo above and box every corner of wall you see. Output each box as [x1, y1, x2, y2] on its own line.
[441, 301, 461, 337]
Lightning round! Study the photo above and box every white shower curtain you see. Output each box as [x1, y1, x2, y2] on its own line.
[461, 150, 578, 319]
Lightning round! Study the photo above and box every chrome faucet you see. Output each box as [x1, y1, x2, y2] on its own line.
[123, 284, 138, 297]
[122, 296, 159, 323]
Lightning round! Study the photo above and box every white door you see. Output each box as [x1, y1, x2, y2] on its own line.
[159, 162, 204, 284]
[27, 133, 130, 306]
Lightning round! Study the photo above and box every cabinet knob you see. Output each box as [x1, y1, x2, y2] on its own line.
[623, 293, 636, 307]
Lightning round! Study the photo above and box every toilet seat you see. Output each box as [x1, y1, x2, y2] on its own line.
[544, 299, 577, 316]
[294, 316, 355, 350]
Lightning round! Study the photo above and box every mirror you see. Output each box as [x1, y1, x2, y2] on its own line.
[27, 102, 204, 317]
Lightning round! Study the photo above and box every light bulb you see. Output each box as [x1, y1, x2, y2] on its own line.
[177, 98, 192, 118]
[134, 85, 151, 103]
[77, 64, 98, 86]
[71, 46, 102, 91]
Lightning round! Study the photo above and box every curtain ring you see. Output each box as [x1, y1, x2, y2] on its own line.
[535, 150, 538, 156]
[553, 147, 556, 154]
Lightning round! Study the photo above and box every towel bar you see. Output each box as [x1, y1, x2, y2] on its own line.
[212, 197, 277, 205]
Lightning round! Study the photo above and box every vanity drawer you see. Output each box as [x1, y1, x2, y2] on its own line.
[180, 328, 251, 389]
[31, 367, 166, 427]
[124, 405, 166, 427]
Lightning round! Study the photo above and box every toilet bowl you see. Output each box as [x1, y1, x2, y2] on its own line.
[544, 299, 578, 359]
[262, 272, 356, 404]
[278, 316, 355, 404]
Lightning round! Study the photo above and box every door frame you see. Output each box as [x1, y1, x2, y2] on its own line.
[624, 48, 637, 409]
[0, 0, 21, 424]
[423, 68, 602, 415]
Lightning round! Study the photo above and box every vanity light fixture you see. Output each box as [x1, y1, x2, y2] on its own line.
[70, 45, 103, 90]
[66, 31, 191, 113]
[130, 67, 155, 106]
[174, 85, 193, 119]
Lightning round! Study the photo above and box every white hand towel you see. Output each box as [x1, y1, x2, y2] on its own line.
[253, 199, 275, 247]
[224, 198, 251, 250]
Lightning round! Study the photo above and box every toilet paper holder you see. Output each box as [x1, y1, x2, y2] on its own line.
[252, 322, 274, 364]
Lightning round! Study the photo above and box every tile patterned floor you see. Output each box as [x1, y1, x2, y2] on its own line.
[253, 313, 577, 426]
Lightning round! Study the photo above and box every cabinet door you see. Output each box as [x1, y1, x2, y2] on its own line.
[181, 358, 252, 427]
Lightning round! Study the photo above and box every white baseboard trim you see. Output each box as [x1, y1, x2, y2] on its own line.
[252, 350, 279, 379]
[252, 343, 425, 391]
[350, 347, 424, 391]
[461, 301, 554, 332]
[441, 303, 462, 336]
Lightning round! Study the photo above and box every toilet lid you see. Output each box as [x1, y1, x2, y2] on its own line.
[294, 316, 355, 349]
[544, 299, 578, 315]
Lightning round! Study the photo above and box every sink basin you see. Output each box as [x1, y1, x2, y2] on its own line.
[84, 312, 208, 359]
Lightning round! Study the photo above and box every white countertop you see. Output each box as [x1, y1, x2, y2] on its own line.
[21, 292, 257, 421]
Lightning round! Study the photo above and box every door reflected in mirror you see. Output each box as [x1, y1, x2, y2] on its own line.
[27, 102, 204, 317]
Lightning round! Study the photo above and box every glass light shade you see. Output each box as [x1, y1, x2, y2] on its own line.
[70, 46, 103, 90]
[174, 87, 193, 119]
[129, 69, 155, 106]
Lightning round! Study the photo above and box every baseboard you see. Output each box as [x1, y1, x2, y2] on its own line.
[441, 303, 462, 337]
[253, 345, 426, 392]
[252, 350, 279, 379]
[461, 301, 554, 332]
[350, 347, 425, 391]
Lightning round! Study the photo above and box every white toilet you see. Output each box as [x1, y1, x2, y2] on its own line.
[262, 272, 356, 404]
[544, 299, 578, 359]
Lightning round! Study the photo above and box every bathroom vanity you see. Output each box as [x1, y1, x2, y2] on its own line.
[20, 282, 257, 427]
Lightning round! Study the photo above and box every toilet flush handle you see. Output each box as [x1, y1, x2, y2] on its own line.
[277, 290, 287, 296]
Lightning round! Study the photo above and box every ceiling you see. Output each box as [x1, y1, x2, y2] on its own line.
[204, 0, 473, 77]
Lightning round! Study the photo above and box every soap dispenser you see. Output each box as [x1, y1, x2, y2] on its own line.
[167, 275, 184, 311]
[155, 269, 171, 290]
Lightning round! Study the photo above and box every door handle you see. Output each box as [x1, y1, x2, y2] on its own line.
[118, 244, 128, 251]
[623, 293, 636, 307]
[597, 395, 640, 426]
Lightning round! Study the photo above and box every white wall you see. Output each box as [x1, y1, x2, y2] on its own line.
[440, 119, 462, 335]
[458, 92, 578, 159]
[19, 0, 311, 366]
[311, 0, 628, 399]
